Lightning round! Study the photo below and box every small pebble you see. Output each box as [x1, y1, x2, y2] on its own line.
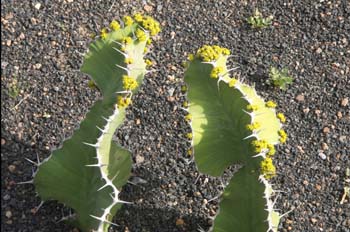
[295, 94, 305, 102]
[175, 218, 184, 226]
[318, 152, 326, 160]
[340, 97, 348, 107]
[323, 127, 330, 134]
[321, 143, 329, 150]
[1, 138, 6, 145]
[8, 165, 16, 173]
[5, 210, 12, 218]
[34, 3, 41, 10]
[135, 154, 144, 164]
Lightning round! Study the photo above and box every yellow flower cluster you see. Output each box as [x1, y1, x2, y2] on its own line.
[100, 28, 108, 40]
[123, 15, 134, 26]
[196, 45, 230, 62]
[251, 139, 268, 153]
[185, 113, 192, 122]
[265, 100, 277, 108]
[147, 38, 152, 45]
[187, 54, 194, 61]
[251, 139, 275, 156]
[117, 96, 132, 107]
[133, 13, 143, 23]
[229, 78, 237, 87]
[124, 57, 134, 65]
[135, 15, 161, 36]
[135, 28, 147, 42]
[145, 59, 153, 67]
[278, 129, 287, 143]
[246, 122, 261, 131]
[121, 36, 133, 45]
[186, 133, 193, 139]
[277, 113, 286, 123]
[182, 101, 188, 108]
[246, 104, 259, 111]
[260, 157, 276, 179]
[122, 75, 138, 90]
[181, 85, 187, 92]
[210, 66, 224, 79]
[187, 149, 193, 156]
[109, 20, 120, 31]
[266, 144, 276, 156]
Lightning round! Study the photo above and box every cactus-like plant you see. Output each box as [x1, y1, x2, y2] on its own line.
[184, 45, 288, 231]
[31, 13, 160, 232]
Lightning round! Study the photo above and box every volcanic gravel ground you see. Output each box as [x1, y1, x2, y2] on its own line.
[1, 0, 350, 231]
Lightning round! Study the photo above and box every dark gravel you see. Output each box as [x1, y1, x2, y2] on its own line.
[1, 0, 350, 232]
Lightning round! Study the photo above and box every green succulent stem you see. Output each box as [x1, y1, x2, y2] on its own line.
[33, 14, 160, 232]
[184, 45, 286, 232]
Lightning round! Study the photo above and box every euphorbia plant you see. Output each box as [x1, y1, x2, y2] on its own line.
[184, 45, 287, 232]
[31, 13, 160, 232]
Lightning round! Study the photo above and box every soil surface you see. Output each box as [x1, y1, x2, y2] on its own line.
[1, 0, 350, 232]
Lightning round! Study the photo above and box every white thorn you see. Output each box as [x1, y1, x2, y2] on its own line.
[101, 116, 110, 122]
[201, 61, 215, 65]
[243, 133, 257, 140]
[112, 47, 126, 56]
[82, 142, 99, 148]
[97, 183, 110, 191]
[36, 153, 41, 165]
[16, 180, 34, 185]
[110, 171, 120, 182]
[25, 158, 38, 166]
[252, 152, 266, 158]
[96, 126, 105, 133]
[90, 215, 119, 226]
[115, 90, 131, 94]
[112, 40, 123, 46]
[115, 64, 129, 72]
[194, 174, 201, 184]
[117, 200, 133, 204]
[86, 163, 106, 167]
[279, 208, 295, 218]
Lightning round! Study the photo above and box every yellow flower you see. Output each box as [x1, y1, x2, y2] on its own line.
[278, 129, 287, 143]
[124, 57, 134, 65]
[210, 66, 224, 79]
[135, 28, 147, 42]
[229, 78, 237, 87]
[117, 96, 132, 107]
[182, 101, 188, 108]
[145, 59, 153, 67]
[267, 144, 275, 156]
[266, 100, 277, 108]
[87, 80, 96, 89]
[187, 149, 193, 156]
[109, 20, 120, 31]
[123, 15, 134, 26]
[121, 36, 133, 45]
[140, 16, 161, 36]
[246, 122, 261, 131]
[251, 139, 268, 153]
[147, 38, 152, 45]
[246, 104, 259, 111]
[260, 157, 276, 179]
[100, 28, 108, 40]
[196, 45, 230, 62]
[122, 75, 138, 90]
[186, 133, 193, 139]
[188, 54, 194, 61]
[133, 13, 143, 22]
[277, 113, 286, 123]
[185, 114, 192, 122]
[181, 85, 187, 92]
